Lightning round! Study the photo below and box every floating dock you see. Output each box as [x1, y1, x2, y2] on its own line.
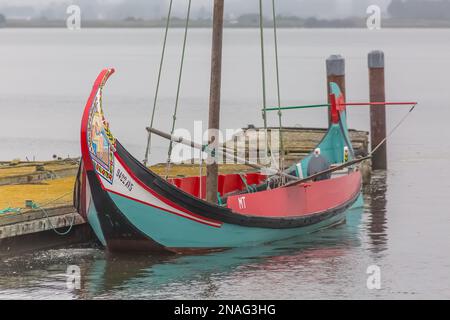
[0, 127, 369, 255]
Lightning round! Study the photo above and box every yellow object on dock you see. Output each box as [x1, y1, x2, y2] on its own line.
[0, 176, 75, 210]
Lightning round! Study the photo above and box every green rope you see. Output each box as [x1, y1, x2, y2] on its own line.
[264, 103, 330, 112]
[0, 207, 21, 215]
[239, 173, 250, 191]
[166, 0, 192, 178]
[143, 0, 173, 166]
[217, 192, 223, 206]
[271, 0, 284, 171]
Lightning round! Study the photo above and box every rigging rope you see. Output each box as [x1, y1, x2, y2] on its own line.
[371, 103, 417, 155]
[165, 0, 192, 178]
[259, 0, 269, 159]
[143, 0, 174, 166]
[259, 0, 285, 171]
[271, 0, 285, 175]
[282, 103, 418, 188]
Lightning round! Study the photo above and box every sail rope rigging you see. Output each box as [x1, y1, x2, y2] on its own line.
[271, 0, 285, 179]
[282, 103, 418, 188]
[258, 0, 270, 163]
[165, 0, 192, 178]
[145, 1, 286, 183]
[143, 0, 173, 166]
[259, 0, 285, 174]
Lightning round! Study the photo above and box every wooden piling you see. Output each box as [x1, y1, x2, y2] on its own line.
[326, 55, 346, 123]
[368, 50, 387, 170]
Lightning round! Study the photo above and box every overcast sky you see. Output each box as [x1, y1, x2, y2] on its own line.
[0, 0, 395, 19]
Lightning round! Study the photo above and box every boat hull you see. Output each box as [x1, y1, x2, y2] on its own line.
[87, 171, 351, 252]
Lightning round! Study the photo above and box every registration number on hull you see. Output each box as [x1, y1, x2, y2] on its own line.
[116, 168, 134, 192]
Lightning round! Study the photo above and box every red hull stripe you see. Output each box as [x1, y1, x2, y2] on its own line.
[80, 69, 115, 172]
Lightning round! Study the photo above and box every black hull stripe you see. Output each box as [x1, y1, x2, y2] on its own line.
[115, 142, 361, 229]
[87, 171, 167, 253]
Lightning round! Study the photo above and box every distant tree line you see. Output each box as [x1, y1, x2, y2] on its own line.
[234, 14, 359, 28]
[388, 0, 450, 19]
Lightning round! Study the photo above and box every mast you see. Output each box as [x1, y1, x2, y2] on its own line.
[206, 0, 225, 204]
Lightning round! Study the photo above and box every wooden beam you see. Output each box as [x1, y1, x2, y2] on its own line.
[206, 0, 225, 204]
[368, 50, 387, 170]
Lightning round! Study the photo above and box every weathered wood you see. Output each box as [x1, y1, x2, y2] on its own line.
[0, 206, 84, 240]
[0, 223, 94, 257]
[368, 50, 387, 170]
[0, 205, 76, 227]
[227, 127, 369, 168]
[206, 0, 225, 204]
[326, 54, 346, 123]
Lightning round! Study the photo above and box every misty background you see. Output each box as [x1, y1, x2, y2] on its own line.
[1, 0, 448, 22]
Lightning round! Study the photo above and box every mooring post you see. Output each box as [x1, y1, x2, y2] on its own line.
[368, 50, 387, 170]
[326, 55, 346, 124]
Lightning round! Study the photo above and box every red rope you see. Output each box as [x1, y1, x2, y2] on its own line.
[342, 101, 417, 106]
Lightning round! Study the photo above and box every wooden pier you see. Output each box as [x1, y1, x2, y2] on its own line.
[223, 126, 369, 168]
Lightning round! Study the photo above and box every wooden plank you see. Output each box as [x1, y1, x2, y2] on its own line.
[0, 210, 85, 240]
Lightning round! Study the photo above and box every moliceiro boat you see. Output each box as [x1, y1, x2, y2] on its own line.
[74, 68, 362, 253]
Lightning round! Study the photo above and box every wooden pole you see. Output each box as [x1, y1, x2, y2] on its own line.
[326, 54, 346, 124]
[368, 50, 387, 170]
[206, 0, 224, 204]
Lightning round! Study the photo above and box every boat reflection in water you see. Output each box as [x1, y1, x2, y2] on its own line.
[79, 206, 363, 299]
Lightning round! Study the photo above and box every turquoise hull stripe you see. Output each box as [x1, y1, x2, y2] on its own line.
[87, 201, 107, 246]
[109, 192, 347, 249]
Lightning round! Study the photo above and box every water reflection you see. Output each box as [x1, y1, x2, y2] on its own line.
[364, 170, 388, 253]
[0, 207, 364, 299]
[78, 207, 363, 299]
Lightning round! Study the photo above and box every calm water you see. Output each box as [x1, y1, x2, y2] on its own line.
[1, 29, 450, 299]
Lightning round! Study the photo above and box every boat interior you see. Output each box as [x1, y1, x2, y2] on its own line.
[168, 172, 266, 201]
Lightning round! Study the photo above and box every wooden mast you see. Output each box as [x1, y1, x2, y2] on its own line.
[206, 0, 225, 204]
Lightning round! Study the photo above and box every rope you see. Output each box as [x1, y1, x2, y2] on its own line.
[37, 192, 75, 236]
[165, 0, 192, 178]
[26, 191, 76, 236]
[371, 103, 417, 155]
[271, 0, 284, 173]
[282, 103, 418, 188]
[143, 0, 174, 166]
[0, 207, 21, 215]
[199, 147, 203, 199]
[259, 0, 269, 158]
[35, 204, 76, 236]
[35, 190, 73, 208]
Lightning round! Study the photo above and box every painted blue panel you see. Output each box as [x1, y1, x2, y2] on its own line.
[108, 192, 347, 249]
